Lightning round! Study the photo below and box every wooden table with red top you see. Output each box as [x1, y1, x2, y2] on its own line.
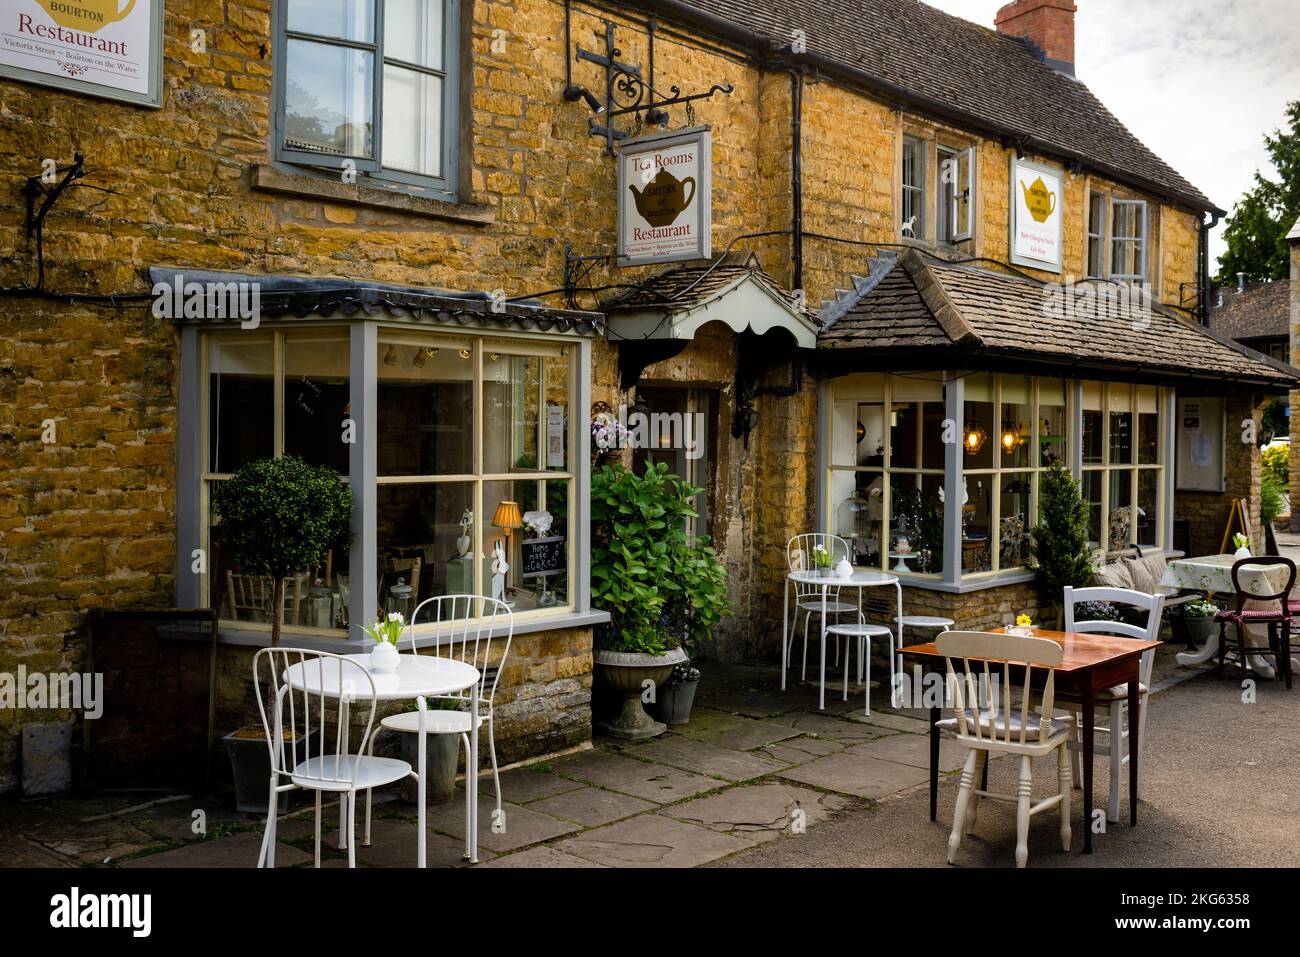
[901, 628, 1160, 854]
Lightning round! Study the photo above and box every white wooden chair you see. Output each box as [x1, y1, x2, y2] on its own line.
[1058, 585, 1163, 823]
[375, 595, 513, 859]
[253, 648, 415, 868]
[937, 631, 1073, 868]
[786, 534, 864, 681]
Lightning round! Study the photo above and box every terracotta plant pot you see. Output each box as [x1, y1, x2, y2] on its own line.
[593, 647, 687, 740]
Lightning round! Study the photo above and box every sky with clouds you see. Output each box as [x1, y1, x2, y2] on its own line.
[921, 0, 1300, 266]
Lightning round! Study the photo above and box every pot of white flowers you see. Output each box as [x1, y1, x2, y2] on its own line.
[362, 612, 405, 673]
[1183, 599, 1220, 647]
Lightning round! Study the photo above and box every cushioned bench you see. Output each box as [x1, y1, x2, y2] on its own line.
[1090, 546, 1197, 642]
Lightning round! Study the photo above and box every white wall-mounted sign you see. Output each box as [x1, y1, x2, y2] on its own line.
[0, 0, 163, 108]
[1176, 396, 1225, 492]
[1008, 157, 1063, 272]
[617, 127, 712, 266]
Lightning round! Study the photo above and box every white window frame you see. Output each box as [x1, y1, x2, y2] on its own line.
[940, 145, 976, 244]
[901, 135, 927, 240]
[1080, 381, 1166, 555]
[1086, 190, 1149, 284]
[1110, 199, 1149, 283]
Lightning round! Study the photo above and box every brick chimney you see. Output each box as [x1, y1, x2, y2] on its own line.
[996, 0, 1078, 75]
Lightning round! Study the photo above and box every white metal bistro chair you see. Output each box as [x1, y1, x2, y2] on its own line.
[937, 631, 1074, 868]
[786, 534, 865, 680]
[375, 595, 513, 859]
[253, 648, 414, 868]
[1058, 585, 1163, 823]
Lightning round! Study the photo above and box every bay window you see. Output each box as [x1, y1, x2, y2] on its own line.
[824, 372, 1168, 589]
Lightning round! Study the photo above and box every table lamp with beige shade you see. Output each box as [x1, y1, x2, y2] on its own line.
[492, 500, 523, 604]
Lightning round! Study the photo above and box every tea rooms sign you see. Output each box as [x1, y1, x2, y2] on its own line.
[1008, 157, 1063, 273]
[0, 0, 163, 107]
[618, 127, 712, 266]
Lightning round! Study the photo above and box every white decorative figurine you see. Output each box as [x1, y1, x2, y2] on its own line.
[456, 509, 473, 558]
[491, 540, 509, 602]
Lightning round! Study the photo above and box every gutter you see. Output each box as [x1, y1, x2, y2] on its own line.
[617, 0, 1224, 218]
[1199, 210, 1221, 325]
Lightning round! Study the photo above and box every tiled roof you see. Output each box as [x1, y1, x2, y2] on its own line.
[1209, 281, 1291, 342]
[1289, 217, 1300, 242]
[818, 250, 1297, 389]
[664, 0, 1215, 211]
[602, 251, 806, 312]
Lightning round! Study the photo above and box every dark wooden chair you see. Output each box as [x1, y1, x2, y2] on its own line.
[1215, 556, 1295, 689]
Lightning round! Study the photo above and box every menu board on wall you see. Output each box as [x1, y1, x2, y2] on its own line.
[1008, 157, 1064, 272]
[1, 0, 163, 107]
[1176, 397, 1225, 492]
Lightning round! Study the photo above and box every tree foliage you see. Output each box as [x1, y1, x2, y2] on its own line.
[212, 456, 353, 645]
[1030, 462, 1094, 609]
[1216, 100, 1300, 284]
[590, 461, 731, 656]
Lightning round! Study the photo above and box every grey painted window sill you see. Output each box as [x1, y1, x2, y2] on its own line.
[252, 164, 495, 227]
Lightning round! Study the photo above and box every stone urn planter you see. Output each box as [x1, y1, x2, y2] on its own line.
[593, 647, 687, 740]
[650, 676, 699, 726]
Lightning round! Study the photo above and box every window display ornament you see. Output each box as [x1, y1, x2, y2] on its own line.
[492, 500, 524, 605]
[1000, 416, 1026, 452]
[963, 420, 988, 454]
[383, 344, 398, 366]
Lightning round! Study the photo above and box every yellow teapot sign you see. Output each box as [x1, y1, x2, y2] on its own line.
[1019, 175, 1057, 224]
[35, 0, 135, 31]
[618, 128, 713, 266]
[1009, 158, 1063, 271]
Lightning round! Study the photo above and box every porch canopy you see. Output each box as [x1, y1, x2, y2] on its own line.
[813, 249, 1299, 394]
[604, 251, 818, 389]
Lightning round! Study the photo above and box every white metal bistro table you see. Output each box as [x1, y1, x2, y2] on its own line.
[283, 653, 482, 866]
[783, 568, 902, 711]
[1161, 554, 1297, 678]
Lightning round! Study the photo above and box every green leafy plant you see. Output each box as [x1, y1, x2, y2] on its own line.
[590, 461, 731, 656]
[362, 613, 404, 646]
[1262, 473, 1285, 528]
[212, 455, 353, 645]
[1030, 462, 1094, 620]
[1184, 599, 1220, 619]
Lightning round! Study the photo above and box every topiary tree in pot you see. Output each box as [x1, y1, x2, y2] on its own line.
[589, 461, 729, 737]
[1030, 461, 1094, 628]
[212, 455, 353, 646]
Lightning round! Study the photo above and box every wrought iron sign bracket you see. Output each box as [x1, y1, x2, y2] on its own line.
[563, 4, 733, 155]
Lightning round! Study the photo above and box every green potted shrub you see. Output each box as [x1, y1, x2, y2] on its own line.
[1030, 461, 1094, 628]
[212, 455, 353, 814]
[590, 461, 728, 738]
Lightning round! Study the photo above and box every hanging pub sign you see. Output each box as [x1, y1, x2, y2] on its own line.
[1, 0, 164, 108]
[617, 127, 712, 266]
[1008, 157, 1063, 272]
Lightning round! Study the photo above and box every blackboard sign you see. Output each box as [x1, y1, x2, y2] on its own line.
[521, 536, 565, 578]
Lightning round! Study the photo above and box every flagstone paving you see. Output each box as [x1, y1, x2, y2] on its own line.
[0, 658, 1211, 869]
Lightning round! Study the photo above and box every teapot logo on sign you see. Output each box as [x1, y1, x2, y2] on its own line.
[620, 129, 711, 265]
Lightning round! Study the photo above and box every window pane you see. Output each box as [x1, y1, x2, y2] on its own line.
[1109, 386, 1133, 466]
[376, 481, 475, 609]
[1039, 379, 1068, 468]
[378, 339, 473, 476]
[999, 474, 1031, 569]
[1107, 470, 1134, 552]
[937, 149, 954, 244]
[835, 472, 884, 568]
[834, 401, 884, 467]
[284, 39, 374, 158]
[1087, 193, 1105, 277]
[960, 475, 992, 573]
[891, 402, 922, 469]
[382, 65, 442, 176]
[1082, 381, 1103, 465]
[208, 336, 273, 474]
[513, 478, 569, 610]
[482, 348, 570, 474]
[283, 333, 350, 474]
[1082, 471, 1103, 546]
[384, 0, 443, 69]
[890, 475, 944, 576]
[1137, 470, 1159, 548]
[288, 0, 374, 41]
[902, 137, 924, 237]
[955, 149, 972, 238]
[962, 373, 994, 470]
[999, 375, 1032, 470]
[1137, 385, 1160, 464]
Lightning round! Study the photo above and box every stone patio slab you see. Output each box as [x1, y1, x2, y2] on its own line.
[621, 734, 791, 782]
[478, 846, 608, 868]
[549, 750, 720, 804]
[777, 752, 930, 799]
[527, 786, 656, 827]
[555, 814, 755, 867]
[478, 766, 587, 804]
[121, 830, 310, 868]
[774, 711, 892, 742]
[349, 819, 497, 867]
[422, 791, 580, 853]
[662, 782, 853, 837]
[673, 712, 804, 751]
[846, 710, 932, 733]
[693, 686, 806, 718]
[846, 732, 966, 772]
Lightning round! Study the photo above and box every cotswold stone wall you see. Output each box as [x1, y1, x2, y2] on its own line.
[0, 0, 1209, 790]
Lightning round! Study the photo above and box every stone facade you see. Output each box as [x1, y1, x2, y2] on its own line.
[0, 1, 1211, 793]
[1176, 394, 1265, 556]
